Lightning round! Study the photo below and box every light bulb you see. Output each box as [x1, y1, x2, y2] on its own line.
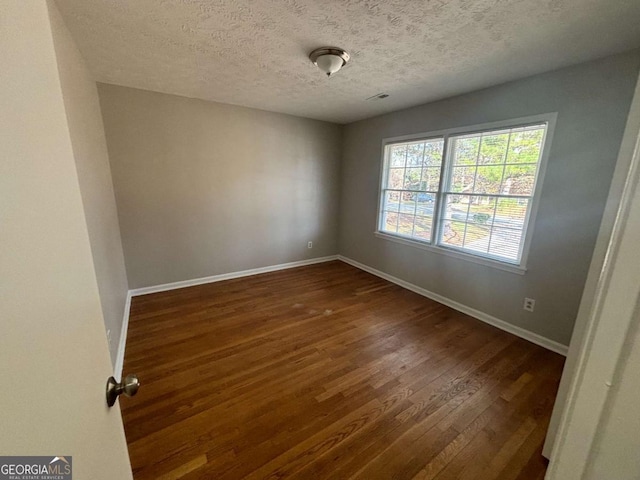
[315, 54, 345, 77]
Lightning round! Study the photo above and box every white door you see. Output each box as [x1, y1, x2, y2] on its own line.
[0, 2, 133, 479]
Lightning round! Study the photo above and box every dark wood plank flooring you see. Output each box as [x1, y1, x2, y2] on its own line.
[121, 261, 564, 479]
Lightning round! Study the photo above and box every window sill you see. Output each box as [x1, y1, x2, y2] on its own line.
[374, 231, 527, 275]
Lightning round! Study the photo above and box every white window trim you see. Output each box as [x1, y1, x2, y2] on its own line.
[375, 113, 558, 273]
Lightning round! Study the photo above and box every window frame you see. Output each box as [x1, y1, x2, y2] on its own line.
[375, 113, 557, 274]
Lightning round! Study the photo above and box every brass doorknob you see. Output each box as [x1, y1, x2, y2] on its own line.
[106, 374, 140, 407]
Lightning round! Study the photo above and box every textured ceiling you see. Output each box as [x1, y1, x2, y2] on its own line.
[55, 0, 640, 124]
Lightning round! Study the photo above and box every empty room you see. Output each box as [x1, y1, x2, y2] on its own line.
[3, 1, 640, 479]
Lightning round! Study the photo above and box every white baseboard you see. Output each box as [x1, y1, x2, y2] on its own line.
[337, 255, 568, 356]
[129, 255, 340, 297]
[114, 291, 131, 381]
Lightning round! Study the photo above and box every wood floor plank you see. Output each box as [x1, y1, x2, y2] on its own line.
[296, 341, 537, 480]
[155, 455, 207, 480]
[434, 356, 561, 480]
[121, 261, 564, 479]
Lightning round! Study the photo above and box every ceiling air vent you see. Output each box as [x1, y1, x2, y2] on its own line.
[366, 93, 389, 101]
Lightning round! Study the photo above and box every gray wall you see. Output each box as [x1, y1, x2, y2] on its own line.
[98, 84, 342, 289]
[339, 51, 640, 346]
[49, 3, 129, 366]
[544, 72, 640, 458]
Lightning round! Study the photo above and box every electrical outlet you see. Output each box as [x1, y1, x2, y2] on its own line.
[523, 298, 535, 312]
[308, 241, 313, 249]
[106, 329, 112, 345]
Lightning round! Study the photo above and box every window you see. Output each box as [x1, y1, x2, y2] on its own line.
[378, 116, 553, 269]
[380, 137, 445, 243]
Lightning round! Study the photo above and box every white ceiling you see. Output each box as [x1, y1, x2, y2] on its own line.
[55, 0, 640, 124]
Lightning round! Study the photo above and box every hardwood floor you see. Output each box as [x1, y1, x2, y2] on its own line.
[121, 261, 564, 479]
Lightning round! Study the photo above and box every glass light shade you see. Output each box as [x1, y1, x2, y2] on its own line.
[315, 54, 345, 77]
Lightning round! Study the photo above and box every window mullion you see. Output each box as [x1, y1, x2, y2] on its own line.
[498, 130, 512, 194]
[486, 195, 499, 254]
[460, 201, 472, 248]
[486, 131, 512, 255]
[411, 142, 428, 238]
[432, 134, 450, 246]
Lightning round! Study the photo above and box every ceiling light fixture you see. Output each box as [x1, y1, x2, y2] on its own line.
[309, 47, 350, 78]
